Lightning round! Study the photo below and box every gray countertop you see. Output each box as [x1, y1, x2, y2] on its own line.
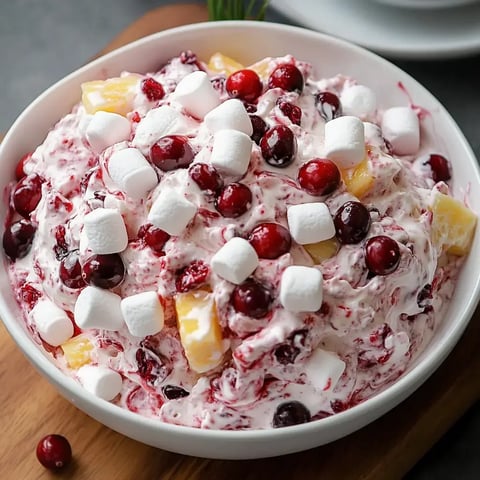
[1, 1, 479, 478]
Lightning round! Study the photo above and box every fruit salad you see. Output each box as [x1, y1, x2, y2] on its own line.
[2, 50, 476, 430]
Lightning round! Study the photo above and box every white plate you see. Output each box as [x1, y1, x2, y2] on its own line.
[271, 0, 480, 59]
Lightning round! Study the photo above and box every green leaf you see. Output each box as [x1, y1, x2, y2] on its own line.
[208, 0, 269, 21]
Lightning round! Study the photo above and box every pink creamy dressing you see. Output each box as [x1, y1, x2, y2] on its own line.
[5, 52, 464, 429]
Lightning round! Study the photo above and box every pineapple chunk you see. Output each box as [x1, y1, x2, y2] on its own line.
[208, 52, 245, 76]
[430, 192, 477, 256]
[246, 58, 272, 80]
[304, 238, 339, 264]
[81, 75, 139, 116]
[61, 334, 94, 369]
[175, 290, 223, 373]
[342, 159, 374, 199]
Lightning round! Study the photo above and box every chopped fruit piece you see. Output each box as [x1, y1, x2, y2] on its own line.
[61, 334, 94, 369]
[207, 52, 245, 76]
[304, 238, 339, 264]
[175, 290, 223, 373]
[342, 159, 374, 199]
[81, 75, 139, 116]
[430, 192, 477, 256]
[247, 58, 272, 80]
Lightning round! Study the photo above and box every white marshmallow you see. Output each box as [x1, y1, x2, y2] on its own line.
[287, 202, 335, 245]
[121, 291, 164, 337]
[324, 116, 365, 169]
[77, 365, 123, 401]
[74, 286, 124, 331]
[341, 85, 377, 120]
[83, 208, 128, 254]
[85, 111, 131, 153]
[204, 99, 253, 135]
[211, 237, 259, 284]
[173, 71, 220, 119]
[304, 348, 346, 391]
[381, 106, 420, 155]
[148, 189, 196, 236]
[108, 147, 158, 199]
[280, 265, 323, 312]
[30, 299, 73, 346]
[210, 129, 253, 177]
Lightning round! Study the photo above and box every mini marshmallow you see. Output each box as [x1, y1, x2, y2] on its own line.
[381, 106, 420, 155]
[77, 365, 122, 401]
[341, 85, 377, 119]
[287, 202, 335, 245]
[121, 291, 164, 337]
[108, 147, 158, 199]
[280, 265, 323, 312]
[83, 208, 128, 254]
[204, 99, 253, 135]
[210, 129, 253, 177]
[85, 111, 131, 153]
[148, 189, 196, 236]
[304, 348, 346, 391]
[74, 286, 124, 331]
[30, 299, 73, 346]
[211, 237, 259, 284]
[173, 71, 220, 119]
[324, 116, 365, 169]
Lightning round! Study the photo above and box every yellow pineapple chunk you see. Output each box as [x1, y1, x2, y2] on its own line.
[246, 58, 272, 80]
[208, 52, 245, 76]
[81, 75, 139, 116]
[342, 159, 374, 199]
[61, 334, 94, 369]
[175, 290, 223, 373]
[304, 238, 339, 264]
[430, 192, 477, 256]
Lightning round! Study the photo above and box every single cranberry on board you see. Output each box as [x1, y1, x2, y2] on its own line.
[36, 434, 72, 471]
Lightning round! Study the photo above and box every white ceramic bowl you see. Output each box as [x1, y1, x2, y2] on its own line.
[1, 21, 479, 460]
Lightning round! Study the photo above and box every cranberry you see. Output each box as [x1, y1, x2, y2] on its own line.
[162, 384, 190, 400]
[53, 224, 69, 260]
[417, 283, 432, 308]
[136, 347, 169, 386]
[272, 401, 311, 428]
[248, 222, 291, 259]
[12, 173, 44, 217]
[260, 125, 297, 168]
[141, 77, 165, 101]
[3, 219, 36, 260]
[20, 283, 41, 309]
[15, 152, 32, 180]
[59, 250, 85, 289]
[36, 434, 72, 471]
[250, 115, 268, 144]
[138, 224, 170, 254]
[297, 158, 341, 196]
[226, 69, 263, 102]
[315, 91, 342, 121]
[268, 64, 304, 93]
[231, 279, 272, 318]
[334, 201, 371, 244]
[180, 50, 199, 65]
[82, 253, 125, 289]
[274, 329, 307, 365]
[215, 183, 252, 218]
[277, 100, 302, 126]
[176, 260, 210, 293]
[426, 154, 451, 183]
[188, 163, 223, 192]
[149, 135, 194, 171]
[365, 235, 401, 275]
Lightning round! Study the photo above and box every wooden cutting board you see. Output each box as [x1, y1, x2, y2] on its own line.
[1, 5, 479, 479]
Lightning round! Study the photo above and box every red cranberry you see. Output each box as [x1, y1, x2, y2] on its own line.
[268, 64, 304, 93]
[215, 183, 252, 218]
[274, 329, 307, 365]
[12, 173, 44, 218]
[226, 69, 263, 102]
[176, 260, 210, 293]
[136, 347, 169, 386]
[248, 223, 291, 259]
[15, 152, 32, 180]
[20, 283, 41, 309]
[36, 434, 72, 471]
[315, 91, 342, 121]
[141, 77, 165, 101]
[162, 384, 190, 400]
[297, 158, 341, 196]
[188, 163, 223, 192]
[59, 250, 85, 289]
[82, 253, 125, 289]
[334, 201, 371, 244]
[53, 224, 69, 260]
[426, 154, 451, 183]
[149, 135, 194, 171]
[272, 401, 311, 428]
[277, 100, 302, 126]
[260, 125, 297, 168]
[231, 279, 272, 318]
[3, 219, 36, 260]
[138, 223, 170, 254]
[365, 235, 401, 275]
[250, 115, 268, 144]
